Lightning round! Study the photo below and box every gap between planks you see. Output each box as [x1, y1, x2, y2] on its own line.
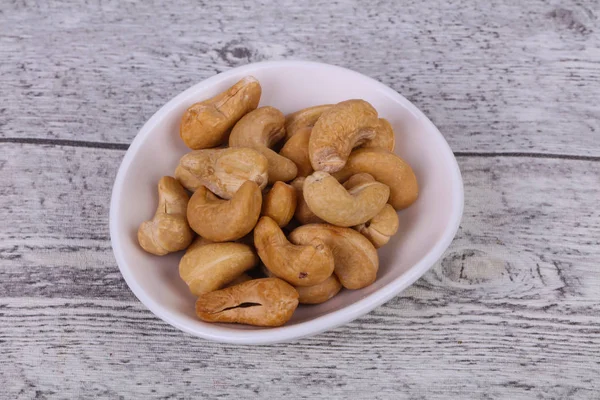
[1, 137, 599, 162]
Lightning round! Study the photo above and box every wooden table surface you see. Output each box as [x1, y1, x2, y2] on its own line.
[1, 1, 599, 398]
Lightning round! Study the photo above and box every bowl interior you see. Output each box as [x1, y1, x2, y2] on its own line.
[111, 61, 462, 342]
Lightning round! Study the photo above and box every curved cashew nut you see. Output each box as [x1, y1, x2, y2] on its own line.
[303, 171, 389, 227]
[341, 172, 376, 189]
[308, 100, 379, 173]
[284, 104, 332, 141]
[187, 181, 262, 242]
[289, 224, 379, 289]
[261, 265, 342, 304]
[290, 177, 324, 225]
[296, 274, 342, 304]
[137, 177, 194, 255]
[196, 277, 299, 327]
[180, 76, 261, 149]
[229, 106, 297, 183]
[174, 164, 202, 192]
[279, 126, 313, 177]
[261, 181, 297, 227]
[179, 147, 268, 199]
[355, 204, 399, 248]
[342, 173, 400, 247]
[254, 216, 334, 286]
[333, 148, 418, 210]
[179, 239, 258, 296]
[361, 118, 395, 152]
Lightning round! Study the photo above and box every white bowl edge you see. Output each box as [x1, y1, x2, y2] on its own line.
[109, 60, 464, 345]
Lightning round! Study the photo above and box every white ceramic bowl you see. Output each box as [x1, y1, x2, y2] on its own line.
[110, 60, 463, 344]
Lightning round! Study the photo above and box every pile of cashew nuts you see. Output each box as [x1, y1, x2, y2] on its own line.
[137, 76, 419, 327]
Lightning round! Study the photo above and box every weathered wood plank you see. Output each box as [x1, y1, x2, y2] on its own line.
[1, 143, 599, 398]
[1, 0, 599, 156]
[1, 298, 598, 399]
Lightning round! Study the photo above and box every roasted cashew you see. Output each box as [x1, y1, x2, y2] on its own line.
[180, 76, 261, 149]
[308, 100, 379, 173]
[303, 171, 389, 227]
[229, 106, 297, 183]
[179, 239, 258, 296]
[261, 181, 297, 227]
[296, 274, 342, 304]
[195, 277, 299, 327]
[341, 172, 376, 190]
[187, 181, 262, 242]
[261, 265, 341, 304]
[284, 104, 331, 141]
[174, 164, 203, 192]
[279, 126, 313, 177]
[137, 176, 194, 255]
[361, 118, 395, 152]
[355, 204, 399, 248]
[342, 173, 400, 247]
[289, 177, 323, 225]
[289, 224, 378, 289]
[254, 216, 334, 286]
[333, 148, 418, 210]
[179, 147, 268, 199]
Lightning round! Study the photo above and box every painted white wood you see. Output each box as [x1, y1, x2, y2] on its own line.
[0, 1, 598, 156]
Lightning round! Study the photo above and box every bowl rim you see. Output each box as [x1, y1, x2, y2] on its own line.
[110, 60, 464, 344]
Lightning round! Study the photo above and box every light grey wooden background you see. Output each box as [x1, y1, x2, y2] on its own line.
[1, 0, 599, 398]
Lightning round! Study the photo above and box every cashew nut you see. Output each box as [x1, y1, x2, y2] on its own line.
[137, 176, 194, 255]
[361, 118, 395, 152]
[341, 173, 400, 247]
[341, 172, 376, 190]
[229, 106, 297, 183]
[355, 204, 399, 248]
[290, 177, 323, 225]
[254, 216, 334, 286]
[187, 181, 262, 242]
[261, 181, 297, 227]
[279, 126, 313, 177]
[284, 104, 332, 141]
[174, 164, 202, 192]
[332, 148, 418, 210]
[261, 265, 341, 304]
[303, 171, 389, 227]
[308, 100, 379, 173]
[179, 239, 258, 296]
[195, 277, 299, 327]
[180, 76, 261, 149]
[179, 147, 268, 199]
[296, 274, 342, 304]
[289, 224, 378, 289]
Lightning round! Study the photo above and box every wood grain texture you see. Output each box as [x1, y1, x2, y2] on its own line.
[1, 0, 599, 156]
[1, 143, 599, 398]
